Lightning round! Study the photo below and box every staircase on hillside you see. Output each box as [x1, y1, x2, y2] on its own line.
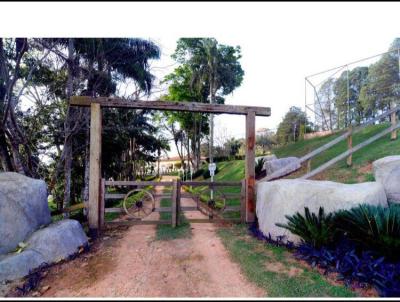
[258, 105, 400, 182]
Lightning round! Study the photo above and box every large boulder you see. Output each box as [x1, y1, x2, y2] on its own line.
[373, 155, 400, 203]
[256, 179, 388, 244]
[0, 172, 51, 254]
[26, 219, 88, 263]
[0, 219, 88, 283]
[264, 157, 301, 177]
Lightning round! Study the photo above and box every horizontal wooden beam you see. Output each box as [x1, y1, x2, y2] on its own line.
[181, 181, 242, 187]
[105, 207, 124, 213]
[106, 220, 171, 226]
[70, 96, 271, 117]
[186, 218, 241, 223]
[105, 180, 173, 186]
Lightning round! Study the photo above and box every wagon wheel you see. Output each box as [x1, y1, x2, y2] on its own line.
[123, 189, 155, 219]
[207, 190, 226, 214]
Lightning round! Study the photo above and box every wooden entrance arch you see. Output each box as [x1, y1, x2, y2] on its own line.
[70, 96, 271, 235]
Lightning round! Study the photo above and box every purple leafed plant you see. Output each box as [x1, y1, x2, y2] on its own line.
[248, 223, 400, 297]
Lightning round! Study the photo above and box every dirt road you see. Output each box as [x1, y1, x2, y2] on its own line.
[22, 177, 265, 298]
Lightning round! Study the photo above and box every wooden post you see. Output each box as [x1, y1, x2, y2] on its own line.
[391, 106, 397, 140]
[99, 178, 105, 230]
[306, 159, 312, 173]
[245, 111, 256, 223]
[240, 179, 246, 223]
[88, 103, 102, 237]
[171, 179, 178, 228]
[346, 125, 353, 167]
[176, 179, 181, 226]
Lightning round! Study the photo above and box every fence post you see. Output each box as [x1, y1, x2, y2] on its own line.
[346, 125, 353, 167]
[306, 159, 312, 173]
[176, 179, 181, 226]
[245, 111, 256, 223]
[391, 104, 397, 140]
[171, 179, 177, 228]
[99, 178, 105, 230]
[88, 102, 102, 237]
[240, 179, 246, 223]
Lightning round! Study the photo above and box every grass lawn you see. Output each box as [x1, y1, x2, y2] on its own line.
[273, 123, 400, 183]
[217, 224, 356, 297]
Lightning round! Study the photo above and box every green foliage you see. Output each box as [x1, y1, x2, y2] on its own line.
[277, 204, 400, 261]
[315, 37, 400, 130]
[335, 204, 400, 260]
[191, 168, 205, 179]
[255, 157, 265, 177]
[276, 106, 312, 145]
[224, 137, 242, 157]
[276, 207, 337, 248]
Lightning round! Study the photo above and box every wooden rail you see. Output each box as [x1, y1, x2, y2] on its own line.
[301, 122, 400, 179]
[51, 202, 85, 216]
[181, 181, 242, 186]
[104, 180, 173, 186]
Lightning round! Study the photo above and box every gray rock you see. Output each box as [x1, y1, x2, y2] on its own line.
[256, 179, 388, 244]
[373, 155, 400, 203]
[0, 219, 88, 283]
[0, 172, 51, 254]
[27, 219, 88, 263]
[254, 154, 277, 171]
[0, 250, 45, 283]
[264, 157, 301, 177]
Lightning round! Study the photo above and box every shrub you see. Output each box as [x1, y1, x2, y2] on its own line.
[191, 168, 204, 179]
[295, 240, 400, 297]
[276, 207, 337, 248]
[334, 204, 400, 261]
[255, 158, 265, 178]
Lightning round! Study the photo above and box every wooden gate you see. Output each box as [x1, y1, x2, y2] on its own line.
[98, 179, 246, 229]
[70, 96, 271, 236]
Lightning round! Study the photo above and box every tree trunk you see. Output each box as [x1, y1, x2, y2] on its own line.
[62, 38, 75, 215]
[82, 121, 90, 217]
[209, 79, 215, 164]
[0, 130, 13, 171]
[6, 129, 26, 175]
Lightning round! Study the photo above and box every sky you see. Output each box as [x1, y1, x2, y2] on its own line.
[1, 2, 400, 157]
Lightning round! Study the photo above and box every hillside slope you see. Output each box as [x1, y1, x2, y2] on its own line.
[199, 123, 400, 184]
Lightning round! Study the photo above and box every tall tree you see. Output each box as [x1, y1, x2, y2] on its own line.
[164, 38, 244, 169]
[277, 106, 311, 145]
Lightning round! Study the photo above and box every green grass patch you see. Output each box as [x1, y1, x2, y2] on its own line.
[217, 224, 356, 297]
[155, 198, 192, 241]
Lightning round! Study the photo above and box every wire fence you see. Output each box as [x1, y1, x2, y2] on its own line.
[305, 45, 400, 134]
